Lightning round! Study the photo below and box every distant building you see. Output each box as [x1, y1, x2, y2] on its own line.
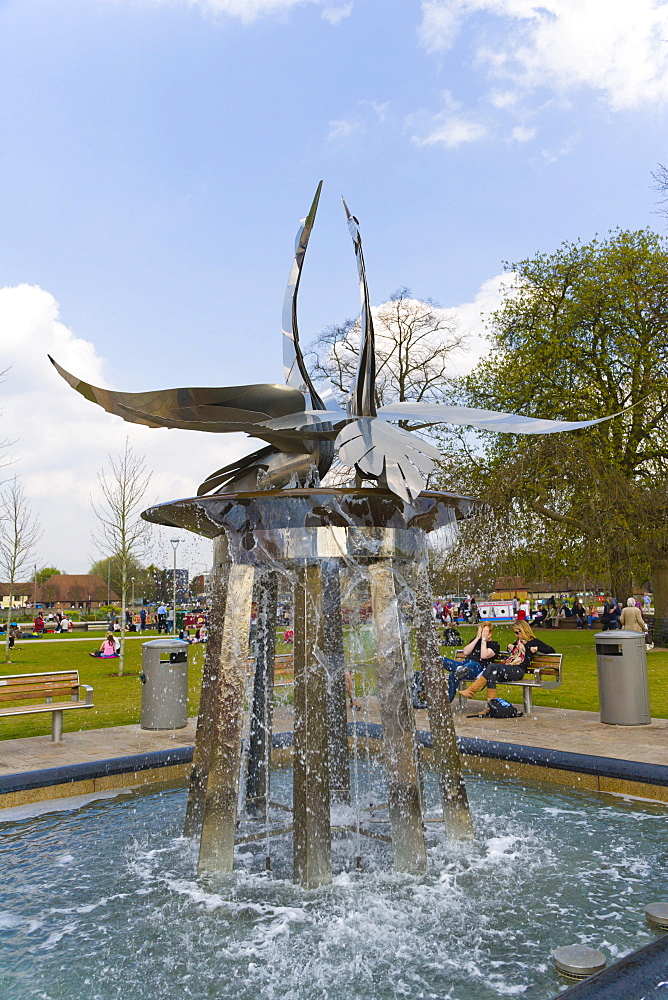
[165, 568, 189, 604]
[0, 583, 32, 609]
[191, 572, 210, 603]
[34, 574, 119, 610]
[490, 577, 528, 601]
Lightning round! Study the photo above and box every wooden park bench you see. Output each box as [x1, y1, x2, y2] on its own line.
[454, 649, 563, 714]
[0, 670, 94, 742]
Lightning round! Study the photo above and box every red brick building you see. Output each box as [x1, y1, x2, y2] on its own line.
[35, 574, 119, 610]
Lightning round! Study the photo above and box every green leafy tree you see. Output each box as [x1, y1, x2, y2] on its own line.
[89, 555, 148, 603]
[436, 229, 668, 614]
[34, 566, 61, 586]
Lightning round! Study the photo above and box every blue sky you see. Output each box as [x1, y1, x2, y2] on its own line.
[2, 0, 668, 573]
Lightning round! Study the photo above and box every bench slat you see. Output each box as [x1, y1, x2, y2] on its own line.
[0, 684, 80, 702]
[0, 701, 93, 717]
[0, 672, 79, 686]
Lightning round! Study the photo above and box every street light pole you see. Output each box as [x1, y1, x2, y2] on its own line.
[107, 558, 110, 606]
[131, 576, 135, 609]
[170, 538, 180, 635]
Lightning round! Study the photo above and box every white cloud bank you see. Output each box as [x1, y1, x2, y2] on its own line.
[0, 285, 247, 575]
[419, 0, 668, 110]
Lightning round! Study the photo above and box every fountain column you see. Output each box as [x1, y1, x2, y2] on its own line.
[321, 560, 351, 805]
[293, 563, 332, 888]
[369, 563, 428, 875]
[198, 562, 255, 873]
[245, 570, 279, 818]
[412, 567, 474, 840]
[183, 539, 229, 841]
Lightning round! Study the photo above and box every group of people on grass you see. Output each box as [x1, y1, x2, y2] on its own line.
[33, 612, 72, 634]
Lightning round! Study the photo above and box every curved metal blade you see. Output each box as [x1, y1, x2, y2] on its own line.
[341, 198, 376, 418]
[377, 400, 631, 435]
[282, 181, 324, 407]
[48, 355, 305, 427]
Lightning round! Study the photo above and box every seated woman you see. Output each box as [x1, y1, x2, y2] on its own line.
[89, 632, 119, 658]
[441, 623, 500, 702]
[460, 621, 553, 702]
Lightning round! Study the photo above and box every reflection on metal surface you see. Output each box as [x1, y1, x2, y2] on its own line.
[322, 561, 350, 805]
[293, 565, 332, 888]
[369, 564, 428, 875]
[342, 198, 376, 419]
[198, 564, 254, 874]
[412, 566, 474, 840]
[246, 571, 278, 818]
[183, 553, 228, 840]
[282, 181, 323, 403]
[141, 487, 472, 539]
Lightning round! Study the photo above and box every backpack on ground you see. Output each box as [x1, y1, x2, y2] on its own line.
[468, 697, 522, 719]
[444, 627, 463, 646]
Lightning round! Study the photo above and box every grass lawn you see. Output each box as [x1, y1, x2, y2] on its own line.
[0, 623, 666, 741]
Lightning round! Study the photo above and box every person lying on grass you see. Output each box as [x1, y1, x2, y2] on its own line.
[89, 632, 120, 658]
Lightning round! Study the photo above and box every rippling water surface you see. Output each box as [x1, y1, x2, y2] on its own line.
[0, 768, 666, 1000]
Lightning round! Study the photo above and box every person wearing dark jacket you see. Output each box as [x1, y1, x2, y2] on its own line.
[460, 621, 554, 702]
[441, 623, 500, 702]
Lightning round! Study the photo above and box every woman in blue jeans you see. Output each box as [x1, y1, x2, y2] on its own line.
[442, 623, 500, 702]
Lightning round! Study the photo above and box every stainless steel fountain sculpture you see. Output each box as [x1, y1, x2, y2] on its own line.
[50, 184, 622, 887]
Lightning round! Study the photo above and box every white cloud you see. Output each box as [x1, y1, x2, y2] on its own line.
[410, 92, 487, 148]
[510, 124, 535, 142]
[148, 0, 320, 24]
[419, 0, 668, 110]
[360, 99, 390, 122]
[0, 285, 249, 574]
[418, 0, 465, 52]
[327, 116, 363, 140]
[445, 272, 514, 375]
[321, 3, 353, 25]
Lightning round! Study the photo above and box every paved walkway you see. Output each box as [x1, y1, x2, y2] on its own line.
[1, 698, 667, 778]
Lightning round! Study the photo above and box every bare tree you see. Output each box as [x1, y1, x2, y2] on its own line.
[652, 164, 668, 221]
[0, 478, 41, 663]
[307, 288, 466, 428]
[91, 441, 151, 676]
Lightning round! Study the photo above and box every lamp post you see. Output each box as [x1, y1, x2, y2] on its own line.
[107, 558, 111, 606]
[131, 576, 135, 609]
[170, 538, 180, 634]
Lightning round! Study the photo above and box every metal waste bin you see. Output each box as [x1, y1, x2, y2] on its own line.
[140, 638, 189, 730]
[595, 630, 650, 725]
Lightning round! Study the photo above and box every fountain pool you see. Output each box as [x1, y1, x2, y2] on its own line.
[1, 767, 665, 1000]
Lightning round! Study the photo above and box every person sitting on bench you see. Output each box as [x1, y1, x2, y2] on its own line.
[441, 623, 500, 702]
[460, 620, 549, 702]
